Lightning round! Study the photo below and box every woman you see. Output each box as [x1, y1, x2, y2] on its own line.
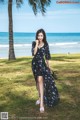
[31, 29, 60, 113]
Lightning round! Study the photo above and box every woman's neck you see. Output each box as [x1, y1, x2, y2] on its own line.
[38, 42, 44, 48]
[39, 41, 44, 45]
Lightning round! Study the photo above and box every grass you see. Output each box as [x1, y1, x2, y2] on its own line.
[0, 54, 80, 120]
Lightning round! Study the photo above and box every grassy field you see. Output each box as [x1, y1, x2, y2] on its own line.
[0, 54, 80, 120]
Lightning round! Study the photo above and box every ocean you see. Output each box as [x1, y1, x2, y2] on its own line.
[0, 32, 80, 58]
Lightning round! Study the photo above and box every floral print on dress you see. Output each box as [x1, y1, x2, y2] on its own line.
[31, 41, 60, 107]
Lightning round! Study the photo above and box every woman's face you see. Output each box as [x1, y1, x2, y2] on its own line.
[37, 32, 44, 42]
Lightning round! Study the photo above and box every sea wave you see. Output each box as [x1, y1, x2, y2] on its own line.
[0, 42, 80, 48]
[0, 44, 31, 48]
[49, 42, 79, 46]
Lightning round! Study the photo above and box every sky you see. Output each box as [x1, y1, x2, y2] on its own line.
[0, 0, 80, 33]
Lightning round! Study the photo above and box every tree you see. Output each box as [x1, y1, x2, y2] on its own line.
[0, 0, 51, 60]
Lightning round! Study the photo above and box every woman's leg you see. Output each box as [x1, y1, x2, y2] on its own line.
[36, 81, 40, 99]
[37, 76, 44, 107]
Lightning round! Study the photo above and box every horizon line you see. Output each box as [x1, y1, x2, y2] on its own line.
[0, 32, 80, 34]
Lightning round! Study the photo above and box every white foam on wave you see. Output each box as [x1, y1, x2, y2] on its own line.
[0, 44, 31, 48]
[0, 45, 8, 48]
[0, 42, 80, 48]
[49, 42, 79, 46]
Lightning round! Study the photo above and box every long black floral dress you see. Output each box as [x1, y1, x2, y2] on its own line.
[31, 41, 60, 107]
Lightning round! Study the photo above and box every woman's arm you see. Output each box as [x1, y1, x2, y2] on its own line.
[45, 60, 50, 69]
[45, 44, 51, 69]
[34, 40, 39, 55]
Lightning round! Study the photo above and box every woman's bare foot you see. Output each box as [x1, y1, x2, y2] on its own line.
[40, 106, 44, 113]
[36, 99, 40, 105]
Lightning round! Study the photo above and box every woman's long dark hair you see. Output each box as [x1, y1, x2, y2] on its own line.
[35, 29, 48, 45]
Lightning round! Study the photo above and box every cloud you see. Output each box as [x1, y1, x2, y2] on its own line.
[0, 7, 80, 32]
[13, 8, 80, 15]
[11, 8, 80, 20]
[47, 8, 80, 15]
[0, 8, 80, 21]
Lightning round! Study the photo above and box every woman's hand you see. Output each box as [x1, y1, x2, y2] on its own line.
[34, 40, 39, 55]
[36, 40, 39, 46]
[46, 60, 50, 70]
